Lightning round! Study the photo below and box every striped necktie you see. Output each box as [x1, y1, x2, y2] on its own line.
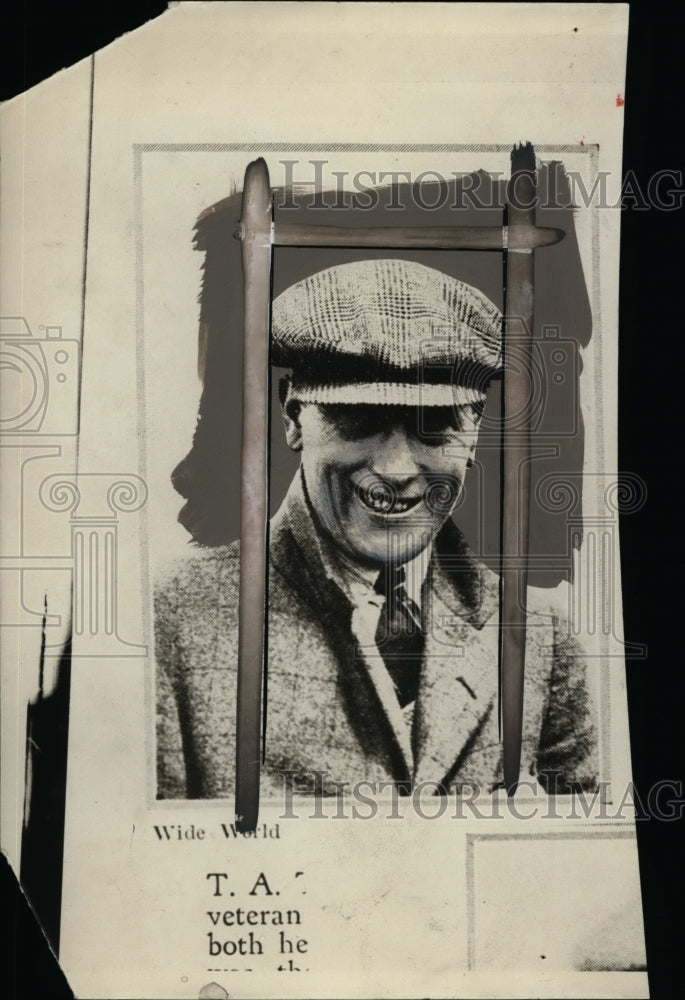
[374, 564, 425, 708]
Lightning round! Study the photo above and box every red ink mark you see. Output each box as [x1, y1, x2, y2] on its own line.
[579, 138, 585, 146]
[616, 94, 625, 107]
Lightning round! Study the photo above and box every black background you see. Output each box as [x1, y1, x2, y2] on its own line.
[1, 2, 682, 998]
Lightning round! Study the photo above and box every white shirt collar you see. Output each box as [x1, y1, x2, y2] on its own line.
[320, 537, 432, 611]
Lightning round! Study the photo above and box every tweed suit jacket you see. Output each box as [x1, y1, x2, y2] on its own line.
[155, 473, 598, 799]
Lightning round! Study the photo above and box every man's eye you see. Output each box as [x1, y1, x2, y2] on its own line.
[322, 406, 379, 440]
[414, 427, 457, 448]
[413, 410, 461, 439]
[415, 430, 451, 447]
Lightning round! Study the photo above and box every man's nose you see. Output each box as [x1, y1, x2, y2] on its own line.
[370, 429, 422, 485]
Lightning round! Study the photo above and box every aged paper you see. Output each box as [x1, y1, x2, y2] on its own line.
[1, 3, 648, 998]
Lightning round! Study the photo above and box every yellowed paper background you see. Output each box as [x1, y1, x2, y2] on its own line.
[1, 4, 646, 998]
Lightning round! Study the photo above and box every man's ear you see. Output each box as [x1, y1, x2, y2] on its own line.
[464, 403, 483, 469]
[465, 439, 477, 469]
[279, 376, 304, 452]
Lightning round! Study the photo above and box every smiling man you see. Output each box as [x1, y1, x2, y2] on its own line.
[155, 259, 598, 800]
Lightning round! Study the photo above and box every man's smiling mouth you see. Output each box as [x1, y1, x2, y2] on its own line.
[357, 488, 423, 516]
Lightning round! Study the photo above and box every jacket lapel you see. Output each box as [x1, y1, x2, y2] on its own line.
[413, 526, 500, 787]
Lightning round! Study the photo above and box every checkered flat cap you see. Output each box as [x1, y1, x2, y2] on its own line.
[271, 259, 502, 407]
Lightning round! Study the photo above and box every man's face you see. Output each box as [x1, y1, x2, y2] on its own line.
[283, 396, 481, 566]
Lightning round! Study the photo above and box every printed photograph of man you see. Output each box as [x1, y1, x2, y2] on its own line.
[155, 256, 597, 800]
